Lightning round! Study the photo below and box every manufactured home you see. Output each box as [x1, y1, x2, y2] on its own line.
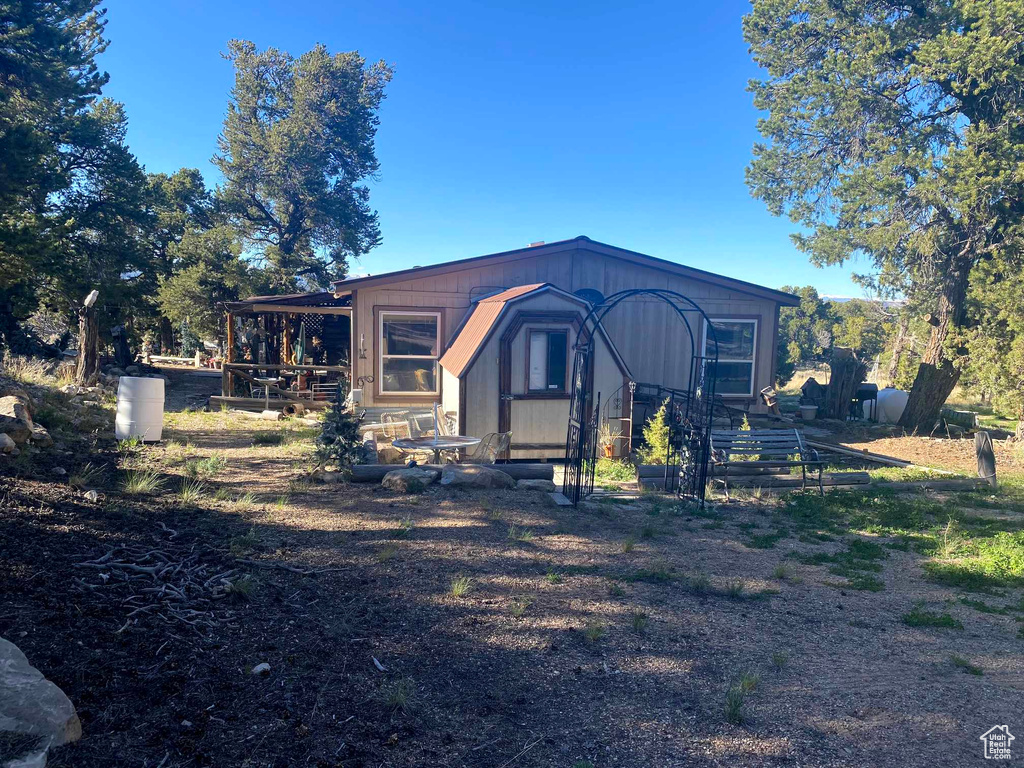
[217, 236, 799, 457]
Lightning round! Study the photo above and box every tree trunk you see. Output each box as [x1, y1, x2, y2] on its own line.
[884, 314, 910, 387]
[160, 316, 174, 354]
[76, 305, 99, 385]
[898, 255, 971, 433]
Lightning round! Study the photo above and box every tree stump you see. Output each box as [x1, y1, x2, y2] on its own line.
[824, 348, 867, 420]
[76, 299, 99, 385]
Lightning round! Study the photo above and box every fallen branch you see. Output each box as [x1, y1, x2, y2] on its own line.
[236, 558, 348, 576]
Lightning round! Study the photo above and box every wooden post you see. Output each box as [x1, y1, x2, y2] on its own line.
[223, 312, 235, 396]
[76, 290, 100, 385]
[282, 313, 291, 366]
[975, 431, 997, 488]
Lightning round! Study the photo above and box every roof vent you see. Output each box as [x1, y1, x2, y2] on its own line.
[528, 241, 545, 247]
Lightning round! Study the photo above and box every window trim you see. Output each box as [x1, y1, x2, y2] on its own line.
[702, 317, 758, 398]
[525, 327, 570, 394]
[378, 309, 442, 396]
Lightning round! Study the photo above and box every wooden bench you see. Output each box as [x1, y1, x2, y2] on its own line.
[709, 429, 823, 498]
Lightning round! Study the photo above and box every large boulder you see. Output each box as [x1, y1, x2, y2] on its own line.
[0, 433, 17, 454]
[382, 468, 440, 493]
[0, 638, 82, 766]
[440, 465, 515, 490]
[516, 478, 557, 492]
[0, 395, 33, 445]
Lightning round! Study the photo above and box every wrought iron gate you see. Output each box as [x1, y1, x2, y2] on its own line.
[562, 289, 719, 507]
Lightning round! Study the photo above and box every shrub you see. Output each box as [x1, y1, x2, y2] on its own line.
[583, 619, 606, 642]
[450, 576, 473, 598]
[120, 470, 164, 496]
[69, 462, 103, 490]
[636, 400, 671, 465]
[630, 610, 649, 632]
[376, 677, 416, 713]
[252, 431, 285, 446]
[950, 654, 983, 676]
[179, 478, 205, 504]
[313, 399, 365, 471]
[902, 606, 963, 630]
[724, 686, 745, 724]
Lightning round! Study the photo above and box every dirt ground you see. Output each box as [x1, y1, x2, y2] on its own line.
[2, 386, 1023, 767]
[801, 419, 1024, 476]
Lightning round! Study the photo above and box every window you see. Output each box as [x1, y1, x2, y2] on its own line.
[703, 319, 757, 396]
[379, 311, 440, 394]
[527, 330, 568, 392]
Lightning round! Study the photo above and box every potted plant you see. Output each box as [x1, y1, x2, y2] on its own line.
[598, 423, 621, 458]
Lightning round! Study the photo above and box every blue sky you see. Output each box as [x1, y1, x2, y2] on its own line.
[101, 0, 867, 296]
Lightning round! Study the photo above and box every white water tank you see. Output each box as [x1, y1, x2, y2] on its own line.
[115, 376, 165, 441]
[875, 387, 910, 424]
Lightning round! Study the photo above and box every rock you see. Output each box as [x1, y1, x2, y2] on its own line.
[382, 467, 440, 493]
[51, 467, 66, 477]
[105, 367, 126, 378]
[29, 425, 53, 448]
[439, 465, 516, 490]
[516, 478, 557, 492]
[124, 365, 140, 376]
[0, 395, 33, 445]
[0, 433, 16, 454]
[0, 638, 82, 765]
[83, 490, 99, 502]
[251, 663, 271, 676]
[317, 471, 342, 484]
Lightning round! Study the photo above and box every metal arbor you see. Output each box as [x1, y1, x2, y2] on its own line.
[562, 289, 719, 506]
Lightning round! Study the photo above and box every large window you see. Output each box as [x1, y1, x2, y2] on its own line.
[527, 329, 568, 393]
[379, 311, 440, 394]
[703, 319, 757, 396]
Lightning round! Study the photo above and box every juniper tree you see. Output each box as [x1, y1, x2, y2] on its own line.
[214, 40, 393, 287]
[745, 0, 1024, 431]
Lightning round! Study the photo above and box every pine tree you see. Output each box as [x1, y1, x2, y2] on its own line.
[637, 400, 671, 465]
[314, 397, 365, 471]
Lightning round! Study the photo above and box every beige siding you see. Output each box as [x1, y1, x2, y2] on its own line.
[352, 246, 780, 410]
[441, 367, 460, 424]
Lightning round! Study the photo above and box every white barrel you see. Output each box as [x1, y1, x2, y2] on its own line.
[115, 376, 165, 441]
[876, 387, 909, 424]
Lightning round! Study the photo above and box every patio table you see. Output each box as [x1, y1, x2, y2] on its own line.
[392, 435, 481, 465]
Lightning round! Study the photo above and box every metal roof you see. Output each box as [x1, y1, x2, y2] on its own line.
[331, 236, 801, 306]
[438, 283, 631, 380]
[223, 291, 352, 313]
[438, 285, 546, 377]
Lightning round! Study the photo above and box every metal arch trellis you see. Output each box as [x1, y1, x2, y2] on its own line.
[562, 288, 720, 507]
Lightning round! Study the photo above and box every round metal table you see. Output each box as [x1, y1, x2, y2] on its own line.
[391, 435, 481, 464]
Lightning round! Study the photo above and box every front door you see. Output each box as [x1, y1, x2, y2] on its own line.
[498, 317, 576, 459]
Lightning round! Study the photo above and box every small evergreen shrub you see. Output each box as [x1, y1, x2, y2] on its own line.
[637, 399, 671, 465]
[314, 399, 366, 471]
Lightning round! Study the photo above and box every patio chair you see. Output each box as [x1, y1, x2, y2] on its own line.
[458, 433, 499, 464]
[494, 430, 513, 462]
[381, 411, 412, 440]
[458, 430, 513, 464]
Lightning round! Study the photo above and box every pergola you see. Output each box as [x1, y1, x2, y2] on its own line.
[215, 291, 352, 411]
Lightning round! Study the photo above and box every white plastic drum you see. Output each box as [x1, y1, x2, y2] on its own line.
[115, 376, 165, 441]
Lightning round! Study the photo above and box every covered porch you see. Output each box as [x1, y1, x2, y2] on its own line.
[213, 291, 352, 411]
